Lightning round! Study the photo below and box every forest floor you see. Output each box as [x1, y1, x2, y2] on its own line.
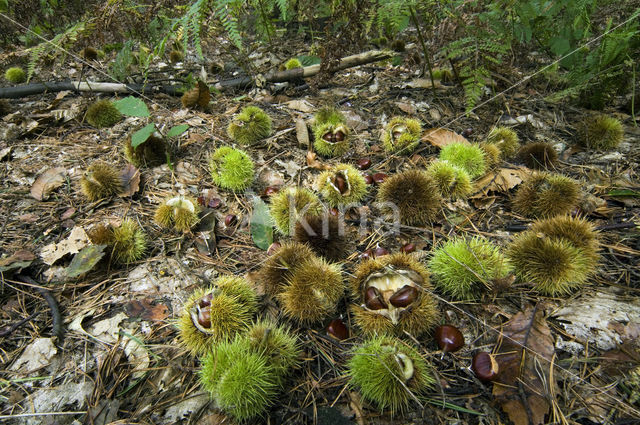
[1, 29, 639, 425]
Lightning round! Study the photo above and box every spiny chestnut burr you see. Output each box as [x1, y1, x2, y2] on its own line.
[316, 163, 368, 206]
[266, 242, 281, 255]
[327, 318, 349, 340]
[434, 325, 465, 353]
[471, 351, 499, 382]
[356, 158, 372, 170]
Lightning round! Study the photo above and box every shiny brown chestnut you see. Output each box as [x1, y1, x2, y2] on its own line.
[208, 198, 222, 209]
[363, 174, 374, 185]
[472, 351, 499, 382]
[322, 132, 333, 142]
[400, 242, 416, 253]
[334, 174, 348, 194]
[389, 285, 418, 308]
[263, 186, 279, 197]
[434, 324, 465, 353]
[327, 318, 349, 340]
[364, 286, 388, 310]
[372, 172, 388, 184]
[373, 246, 389, 257]
[267, 242, 281, 255]
[360, 249, 373, 260]
[334, 131, 345, 142]
[356, 158, 372, 170]
[197, 308, 211, 328]
[224, 214, 238, 226]
[198, 293, 213, 308]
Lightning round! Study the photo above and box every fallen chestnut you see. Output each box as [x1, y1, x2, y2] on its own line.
[224, 214, 238, 226]
[434, 324, 465, 353]
[263, 186, 279, 197]
[364, 286, 388, 310]
[389, 285, 418, 308]
[364, 174, 374, 185]
[373, 246, 389, 257]
[327, 318, 349, 340]
[356, 158, 372, 170]
[267, 242, 281, 255]
[334, 174, 348, 194]
[471, 351, 499, 382]
[372, 172, 388, 184]
[197, 308, 211, 328]
[198, 293, 213, 308]
[400, 242, 416, 254]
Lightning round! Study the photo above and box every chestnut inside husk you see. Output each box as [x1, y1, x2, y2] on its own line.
[321, 125, 347, 144]
[361, 266, 423, 324]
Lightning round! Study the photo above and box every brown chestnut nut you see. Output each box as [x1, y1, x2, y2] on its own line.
[267, 242, 281, 255]
[322, 132, 333, 142]
[363, 174, 374, 185]
[263, 186, 279, 197]
[373, 246, 389, 257]
[208, 198, 222, 209]
[225, 214, 238, 226]
[364, 286, 388, 310]
[334, 174, 348, 194]
[360, 249, 373, 260]
[328, 207, 339, 217]
[400, 242, 416, 253]
[197, 308, 211, 328]
[472, 351, 499, 382]
[198, 293, 213, 308]
[356, 158, 372, 170]
[372, 172, 388, 184]
[327, 318, 349, 340]
[434, 324, 465, 353]
[334, 131, 345, 142]
[389, 285, 418, 307]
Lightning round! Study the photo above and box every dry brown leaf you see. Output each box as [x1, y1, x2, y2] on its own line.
[285, 99, 315, 113]
[30, 167, 66, 201]
[125, 299, 169, 322]
[119, 164, 140, 197]
[306, 151, 330, 170]
[295, 118, 310, 147]
[421, 128, 469, 148]
[395, 101, 417, 115]
[493, 305, 556, 425]
[40, 226, 90, 265]
[472, 167, 527, 195]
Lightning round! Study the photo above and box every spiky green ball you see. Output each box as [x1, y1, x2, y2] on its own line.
[269, 186, 322, 235]
[5, 67, 26, 84]
[512, 172, 580, 218]
[348, 336, 435, 413]
[426, 160, 473, 199]
[209, 146, 255, 191]
[479, 142, 502, 167]
[245, 320, 301, 380]
[312, 108, 350, 157]
[377, 169, 442, 225]
[486, 127, 520, 158]
[86, 99, 122, 128]
[200, 338, 279, 421]
[80, 162, 124, 201]
[507, 216, 599, 295]
[123, 133, 167, 167]
[518, 142, 558, 169]
[110, 219, 147, 264]
[439, 142, 487, 179]
[284, 58, 302, 70]
[428, 237, 512, 300]
[227, 106, 272, 145]
[215, 275, 259, 313]
[575, 115, 624, 150]
[154, 196, 200, 232]
[316, 163, 368, 206]
[381, 117, 422, 154]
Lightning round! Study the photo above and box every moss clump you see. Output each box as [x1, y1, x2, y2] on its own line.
[5, 67, 26, 84]
[123, 133, 167, 167]
[80, 162, 124, 201]
[316, 163, 368, 206]
[154, 196, 200, 232]
[227, 105, 272, 145]
[86, 99, 122, 128]
[377, 169, 442, 225]
[312, 107, 350, 157]
[428, 237, 512, 300]
[575, 115, 624, 150]
[439, 142, 487, 178]
[426, 160, 473, 199]
[348, 336, 435, 413]
[507, 216, 599, 295]
[284, 58, 302, 69]
[486, 126, 520, 158]
[518, 142, 558, 169]
[209, 146, 255, 191]
[512, 172, 580, 218]
[269, 186, 322, 235]
[381, 117, 422, 154]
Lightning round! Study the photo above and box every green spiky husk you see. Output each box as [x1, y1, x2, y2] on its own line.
[200, 338, 279, 421]
[313, 122, 351, 157]
[284, 58, 302, 69]
[518, 142, 558, 169]
[347, 336, 435, 413]
[314, 107, 345, 126]
[86, 99, 122, 128]
[245, 320, 301, 380]
[110, 219, 147, 264]
[426, 160, 473, 199]
[381, 117, 422, 154]
[293, 213, 350, 261]
[377, 169, 442, 225]
[439, 142, 487, 178]
[209, 146, 255, 191]
[350, 253, 439, 337]
[486, 127, 520, 158]
[215, 275, 259, 313]
[5, 67, 26, 84]
[123, 134, 167, 167]
[278, 256, 343, 323]
[227, 106, 272, 145]
[479, 142, 502, 167]
[530, 215, 599, 260]
[80, 162, 124, 201]
[512, 172, 580, 218]
[575, 115, 624, 150]
[269, 186, 322, 235]
[428, 237, 512, 300]
[154, 196, 200, 232]
[259, 241, 315, 295]
[317, 163, 368, 206]
[177, 287, 253, 356]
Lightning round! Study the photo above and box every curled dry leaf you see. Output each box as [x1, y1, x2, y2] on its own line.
[472, 167, 527, 195]
[421, 128, 469, 148]
[118, 164, 141, 197]
[306, 151, 330, 170]
[295, 118, 310, 147]
[493, 305, 556, 425]
[40, 226, 90, 265]
[30, 167, 66, 201]
[125, 298, 169, 322]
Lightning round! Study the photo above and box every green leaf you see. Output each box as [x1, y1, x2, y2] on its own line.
[66, 245, 107, 278]
[166, 124, 189, 138]
[131, 124, 156, 148]
[608, 189, 640, 198]
[549, 37, 571, 56]
[250, 197, 273, 250]
[113, 96, 150, 117]
[0, 0, 8, 12]
[298, 55, 321, 66]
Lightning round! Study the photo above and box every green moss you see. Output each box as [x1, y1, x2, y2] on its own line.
[4, 67, 26, 84]
[381, 117, 422, 154]
[486, 127, 520, 158]
[439, 142, 487, 178]
[426, 160, 473, 199]
[269, 186, 322, 235]
[227, 105, 272, 145]
[209, 146, 255, 191]
[428, 237, 512, 300]
[86, 99, 122, 128]
[316, 163, 368, 206]
[575, 114, 624, 150]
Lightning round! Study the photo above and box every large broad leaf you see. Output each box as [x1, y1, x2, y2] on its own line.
[251, 197, 273, 250]
[298, 55, 321, 66]
[66, 244, 107, 278]
[113, 96, 150, 117]
[131, 123, 156, 148]
[166, 124, 189, 138]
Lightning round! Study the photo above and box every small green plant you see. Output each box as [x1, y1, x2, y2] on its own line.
[316, 163, 368, 206]
[512, 172, 580, 218]
[86, 100, 123, 128]
[269, 186, 322, 235]
[4, 67, 26, 83]
[154, 196, 200, 232]
[209, 146, 255, 191]
[80, 162, 124, 201]
[426, 160, 473, 199]
[377, 169, 442, 225]
[381, 116, 422, 154]
[575, 115, 624, 150]
[312, 107, 350, 157]
[227, 105, 272, 145]
[428, 237, 512, 300]
[439, 142, 487, 178]
[348, 336, 435, 413]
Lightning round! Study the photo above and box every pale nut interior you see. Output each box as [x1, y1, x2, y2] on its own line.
[166, 196, 195, 213]
[394, 352, 415, 381]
